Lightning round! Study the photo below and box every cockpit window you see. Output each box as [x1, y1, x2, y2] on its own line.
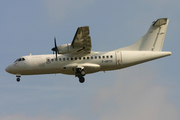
[14, 59, 19, 63]
[14, 58, 25, 63]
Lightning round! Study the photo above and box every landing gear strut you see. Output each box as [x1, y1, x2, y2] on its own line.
[75, 68, 86, 83]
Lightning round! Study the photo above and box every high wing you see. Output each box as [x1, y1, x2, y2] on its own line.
[53, 26, 92, 55]
[71, 26, 92, 53]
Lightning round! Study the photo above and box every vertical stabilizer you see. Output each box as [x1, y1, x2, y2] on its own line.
[118, 18, 169, 51]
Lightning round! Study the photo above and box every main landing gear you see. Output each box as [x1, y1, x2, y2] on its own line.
[75, 68, 86, 83]
[16, 74, 21, 82]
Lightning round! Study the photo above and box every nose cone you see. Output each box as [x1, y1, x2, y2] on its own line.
[5, 66, 12, 73]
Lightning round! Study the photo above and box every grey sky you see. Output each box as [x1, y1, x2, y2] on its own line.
[1, 0, 180, 120]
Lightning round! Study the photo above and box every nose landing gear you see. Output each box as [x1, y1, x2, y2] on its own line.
[75, 68, 86, 83]
[16, 74, 21, 82]
[17, 77, 20, 82]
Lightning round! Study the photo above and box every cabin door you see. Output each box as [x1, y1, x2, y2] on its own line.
[115, 51, 122, 65]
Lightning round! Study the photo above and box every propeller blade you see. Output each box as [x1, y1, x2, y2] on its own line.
[52, 37, 58, 61]
[54, 37, 57, 48]
[55, 51, 58, 61]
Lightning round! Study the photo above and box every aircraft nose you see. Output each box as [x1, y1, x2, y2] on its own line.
[5, 66, 12, 73]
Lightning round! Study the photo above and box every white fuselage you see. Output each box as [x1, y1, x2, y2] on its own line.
[5, 18, 171, 83]
[5, 50, 171, 76]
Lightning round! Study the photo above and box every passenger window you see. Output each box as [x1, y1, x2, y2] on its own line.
[87, 57, 89, 59]
[83, 57, 85, 60]
[63, 58, 65, 61]
[51, 59, 54, 62]
[91, 56, 93, 59]
[71, 58, 73, 60]
[99, 56, 101, 59]
[95, 56, 97, 59]
[59, 58, 61, 61]
[75, 57, 77, 60]
[102, 56, 105, 59]
[67, 58, 69, 61]
[106, 56, 109, 58]
[47, 59, 50, 63]
[79, 57, 81, 60]
[110, 55, 113, 58]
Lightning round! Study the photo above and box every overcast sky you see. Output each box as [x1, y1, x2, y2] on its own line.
[1, 0, 180, 120]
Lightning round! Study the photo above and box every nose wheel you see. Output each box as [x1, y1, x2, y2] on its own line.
[16, 74, 21, 82]
[16, 77, 20, 82]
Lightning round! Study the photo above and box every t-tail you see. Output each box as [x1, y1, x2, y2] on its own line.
[118, 18, 169, 51]
[115, 18, 171, 68]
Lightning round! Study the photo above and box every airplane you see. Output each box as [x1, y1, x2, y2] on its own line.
[5, 18, 171, 83]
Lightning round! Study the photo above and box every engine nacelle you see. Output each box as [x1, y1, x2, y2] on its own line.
[57, 44, 81, 54]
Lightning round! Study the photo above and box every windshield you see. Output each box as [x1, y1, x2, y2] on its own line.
[14, 58, 25, 63]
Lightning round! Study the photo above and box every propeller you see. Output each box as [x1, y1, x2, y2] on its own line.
[51, 37, 58, 61]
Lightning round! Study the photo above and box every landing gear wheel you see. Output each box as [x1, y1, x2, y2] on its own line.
[79, 77, 85, 83]
[17, 78, 20, 82]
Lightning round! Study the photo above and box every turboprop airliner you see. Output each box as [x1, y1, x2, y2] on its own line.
[5, 18, 171, 83]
